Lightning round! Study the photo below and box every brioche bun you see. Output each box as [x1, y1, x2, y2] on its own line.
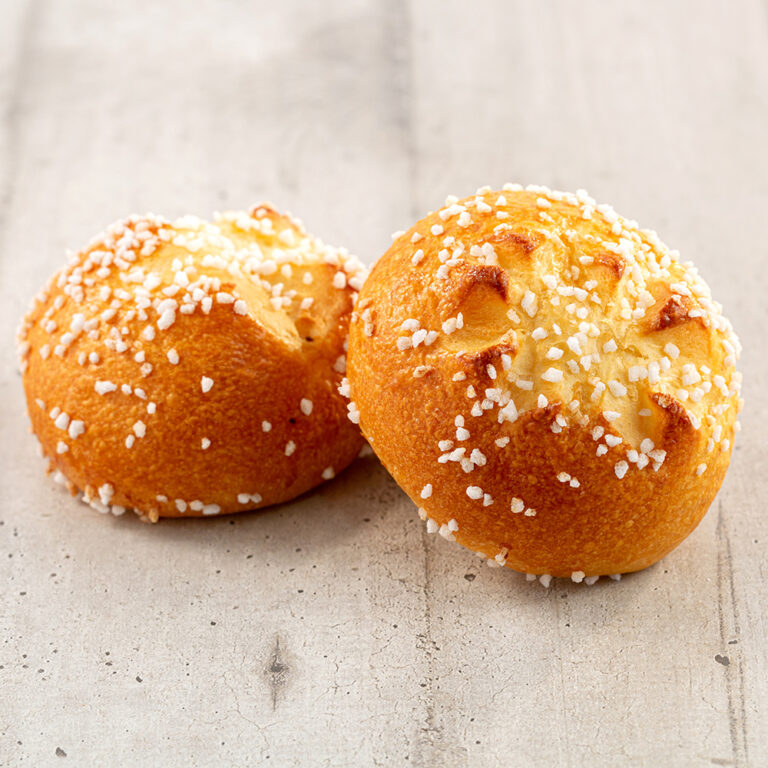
[18, 205, 366, 520]
[346, 185, 742, 580]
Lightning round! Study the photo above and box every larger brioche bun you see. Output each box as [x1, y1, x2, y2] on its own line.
[18, 204, 366, 521]
[346, 185, 742, 580]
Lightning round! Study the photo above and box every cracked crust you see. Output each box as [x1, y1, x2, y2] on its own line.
[18, 205, 366, 520]
[347, 185, 742, 577]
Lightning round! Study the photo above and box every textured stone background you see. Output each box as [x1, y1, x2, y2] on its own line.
[1, 1, 766, 766]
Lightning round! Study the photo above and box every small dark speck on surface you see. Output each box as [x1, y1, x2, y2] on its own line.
[55, 747, 66, 757]
[136, 675, 143, 682]
[715, 654, 730, 667]
[210, 621, 217, 625]
[464, 573, 476, 581]
[728, 640, 738, 645]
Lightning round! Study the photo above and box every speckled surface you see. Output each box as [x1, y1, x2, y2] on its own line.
[1, 2, 767, 766]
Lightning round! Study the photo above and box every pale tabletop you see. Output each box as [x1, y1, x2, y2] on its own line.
[1, 2, 766, 767]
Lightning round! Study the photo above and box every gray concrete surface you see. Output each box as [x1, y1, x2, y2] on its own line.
[1, 1, 767, 766]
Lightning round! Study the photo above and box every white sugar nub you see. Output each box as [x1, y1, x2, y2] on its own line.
[608, 381, 627, 397]
[68, 420, 85, 439]
[332, 272, 347, 289]
[466, 486, 483, 500]
[542, 368, 563, 383]
[521, 290, 538, 318]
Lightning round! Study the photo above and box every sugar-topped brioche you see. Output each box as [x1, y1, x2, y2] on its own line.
[346, 185, 742, 581]
[18, 204, 366, 520]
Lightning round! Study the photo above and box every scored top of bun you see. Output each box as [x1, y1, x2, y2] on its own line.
[347, 184, 743, 579]
[18, 204, 366, 520]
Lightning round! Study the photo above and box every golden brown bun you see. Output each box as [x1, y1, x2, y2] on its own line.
[347, 185, 743, 579]
[18, 205, 366, 520]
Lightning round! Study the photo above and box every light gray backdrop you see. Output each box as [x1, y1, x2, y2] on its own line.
[1, 2, 766, 766]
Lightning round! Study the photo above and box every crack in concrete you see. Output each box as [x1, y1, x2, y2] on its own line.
[0, 0, 42, 248]
[265, 634, 290, 712]
[553, 587, 574, 768]
[716, 499, 749, 767]
[416, 522, 439, 760]
[388, 0, 418, 223]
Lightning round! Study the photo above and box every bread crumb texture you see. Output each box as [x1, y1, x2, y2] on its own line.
[18, 204, 366, 519]
[347, 185, 742, 577]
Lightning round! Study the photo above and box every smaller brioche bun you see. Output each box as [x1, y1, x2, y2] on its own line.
[346, 184, 743, 579]
[18, 204, 366, 521]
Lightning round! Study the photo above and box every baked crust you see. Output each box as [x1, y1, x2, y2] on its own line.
[347, 185, 742, 578]
[18, 205, 366, 520]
